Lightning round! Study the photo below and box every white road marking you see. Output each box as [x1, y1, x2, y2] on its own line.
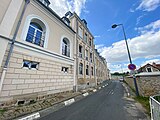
[18, 112, 40, 120]
[64, 98, 75, 106]
[83, 92, 89, 96]
[93, 89, 97, 92]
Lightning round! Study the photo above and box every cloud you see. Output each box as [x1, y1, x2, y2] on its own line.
[141, 59, 160, 66]
[94, 35, 101, 38]
[135, 19, 160, 34]
[96, 20, 160, 65]
[136, 0, 160, 11]
[136, 14, 146, 25]
[129, 8, 135, 13]
[50, 0, 87, 17]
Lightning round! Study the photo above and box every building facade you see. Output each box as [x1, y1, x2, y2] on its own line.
[0, 0, 75, 104]
[63, 12, 109, 90]
[0, 0, 109, 105]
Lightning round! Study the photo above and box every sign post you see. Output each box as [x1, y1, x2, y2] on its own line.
[128, 64, 139, 96]
[128, 64, 136, 71]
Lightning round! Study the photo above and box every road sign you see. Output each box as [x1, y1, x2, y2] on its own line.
[128, 64, 136, 70]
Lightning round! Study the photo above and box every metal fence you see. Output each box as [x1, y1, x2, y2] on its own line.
[150, 94, 160, 120]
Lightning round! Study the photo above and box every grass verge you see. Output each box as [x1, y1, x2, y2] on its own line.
[0, 109, 6, 114]
[123, 80, 150, 116]
[134, 96, 150, 116]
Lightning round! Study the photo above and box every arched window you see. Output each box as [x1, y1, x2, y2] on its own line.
[62, 38, 70, 57]
[26, 19, 46, 47]
[79, 63, 83, 75]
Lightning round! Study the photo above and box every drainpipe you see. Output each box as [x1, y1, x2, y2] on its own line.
[94, 54, 97, 86]
[75, 18, 79, 92]
[0, 0, 30, 92]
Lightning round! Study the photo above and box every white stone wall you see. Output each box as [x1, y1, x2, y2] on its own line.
[0, 44, 74, 102]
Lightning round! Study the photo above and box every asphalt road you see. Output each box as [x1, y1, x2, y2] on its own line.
[39, 81, 148, 120]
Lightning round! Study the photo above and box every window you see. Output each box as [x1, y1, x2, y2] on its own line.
[79, 45, 83, 58]
[91, 67, 94, 76]
[61, 67, 69, 73]
[26, 22, 45, 47]
[23, 60, 39, 70]
[89, 38, 92, 46]
[147, 67, 152, 72]
[78, 27, 83, 38]
[79, 63, 83, 75]
[90, 53, 93, 63]
[62, 38, 70, 57]
[86, 65, 89, 75]
[22, 15, 49, 48]
[26, 19, 46, 47]
[84, 33, 87, 43]
[86, 49, 88, 60]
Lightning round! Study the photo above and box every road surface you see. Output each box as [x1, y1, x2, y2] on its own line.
[39, 80, 148, 120]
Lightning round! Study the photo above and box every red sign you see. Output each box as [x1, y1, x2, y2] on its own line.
[128, 64, 136, 70]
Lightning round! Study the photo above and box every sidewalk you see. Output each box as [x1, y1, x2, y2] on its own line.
[122, 82, 150, 120]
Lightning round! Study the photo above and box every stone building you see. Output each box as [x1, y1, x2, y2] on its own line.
[0, 0, 109, 105]
[94, 49, 109, 84]
[63, 12, 109, 90]
[125, 62, 160, 96]
[0, 0, 75, 104]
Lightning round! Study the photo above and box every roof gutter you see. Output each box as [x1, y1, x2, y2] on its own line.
[0, 0, 30, 92]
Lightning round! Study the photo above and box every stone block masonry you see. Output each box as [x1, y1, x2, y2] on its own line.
[125, 75, 160, 96]
[0, 48, 74, 104]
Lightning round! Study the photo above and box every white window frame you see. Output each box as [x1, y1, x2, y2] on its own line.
[61, 37, 71, 57]
[79, 63, 83, 75]
[86, 65, 89, 75]
[86, 49, 88, 60]
[146, 67, 153, 72]
[26, 23, 44, 46]
[84, 33, 87, 43]
[78, 26, 83, 38]
[21, 14, 49, 48]
[79, 45, 83, 58]
[22, 60, 39, 70]
[61, 67, 69, 73]
[91, 66, 94, 76]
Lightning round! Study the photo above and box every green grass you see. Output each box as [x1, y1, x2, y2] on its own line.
[134, 96, 150, 115]
[0, 109, 6, 114]
[124, 80, 150, 116]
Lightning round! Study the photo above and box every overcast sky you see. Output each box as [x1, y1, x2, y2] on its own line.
[49, 0, 160, 73]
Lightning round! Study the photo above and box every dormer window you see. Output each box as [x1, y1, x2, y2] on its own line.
[146, 67, 152, 72]
[39, 0, 50, 7]
[62, 17, 70, 26]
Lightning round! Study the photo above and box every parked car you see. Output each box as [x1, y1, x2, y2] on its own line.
[119, 78, 124, 82]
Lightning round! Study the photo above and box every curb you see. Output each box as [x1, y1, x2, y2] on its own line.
[64, 98, 75, 106]
[83, 92, 89, 97]
[18, 112, 40, 120]
[122, 83, 130, 97]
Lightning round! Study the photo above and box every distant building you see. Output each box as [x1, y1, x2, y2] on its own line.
[137, 62, 160, 73]
[64, 11, 109, 90]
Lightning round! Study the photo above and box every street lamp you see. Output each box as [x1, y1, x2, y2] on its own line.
[112, 24, 139, 96]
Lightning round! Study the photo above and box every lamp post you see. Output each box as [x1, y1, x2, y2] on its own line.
[112, 24, 139, 96]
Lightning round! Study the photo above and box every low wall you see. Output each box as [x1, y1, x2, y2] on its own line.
[125, 74, 160, 96]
